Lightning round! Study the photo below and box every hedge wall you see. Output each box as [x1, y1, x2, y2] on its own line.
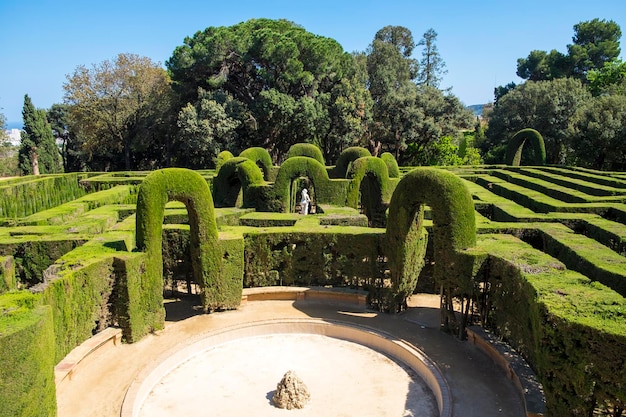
[0, 173, 87, 219]
[0, 292, 56, 417]
[478, 234, 626, 417]
[0, 256, 15, 294]
[243, 228, 384, 289]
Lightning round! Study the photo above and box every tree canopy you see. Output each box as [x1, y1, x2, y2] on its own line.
[167, 18, 368, 163]
[63, 53, 172, 171]
[17, 95, 62, 175]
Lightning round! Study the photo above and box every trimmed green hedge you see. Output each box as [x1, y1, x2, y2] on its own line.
[478, 234, 626, 417]
[0, 292, 56, 417]
[0, 256, 15, 294]
[505, 128, 546, 166]
[243, 228, 384, 288]
[385, 168, 477, 317]
[273, 157, 348, 212]
[136, 168, 238, 314]
[212, 157, 265, 208]
[239, 147, 274, 180]
[216, 150, 234, 173]
[0, 173, 87, 218]
[346, 156, 392, 227]
[286, 143, 325, 165]
[332, 146, 371, 178]
[380, 152, 400, 178]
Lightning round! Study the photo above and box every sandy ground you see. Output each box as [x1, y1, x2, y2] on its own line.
[138, 333, 437, 417]
[56, 294, 526, 417]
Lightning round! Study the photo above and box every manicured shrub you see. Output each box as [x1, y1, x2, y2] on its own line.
[136, 168, 238, 315]
[273, 157, 347, 212]
[385, 168, 476, 314]
[332, 146, 371, 178]
[239, 147, 273, 180]
[505, 128, 546, 166]
[346, 157, 391, 227]
[286, 143, 325, 166]
[380, 152, 400, 178]
[0, 173, 87, 218]
[212, 157, 265, 208]
[0, 292, 56, 417]
[216, 150, 234, 173]
[0, 256, 15, 293]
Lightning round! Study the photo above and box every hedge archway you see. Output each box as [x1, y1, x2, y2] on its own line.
[380, 152, 400, 178]
[136, 168, 238, 318]
[286, 143, 325, 166]
[273, 157, 330, 213]
[346, 156, 390, 210]
[385, 168, 476, 318]
[213, 157, 265, 208]
[239, 147, 273, 180]
[505, 128, 546, 166]
[333, 146, 371, 178]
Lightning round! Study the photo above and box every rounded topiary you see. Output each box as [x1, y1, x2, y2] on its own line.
[136, 168, 235, 315]
[273, 157, 330, 213]
[216, 150, 234, 173]
[345, 156, 390, 209]
[333, 146, 371, 178]
[239, 147, 273, 180]
[213, 157, 265, 208]
[385, 168, 476, 312]
[505, 128, 546, 166]
[380, 152, 400, 178]
[286, 143, 325, 166]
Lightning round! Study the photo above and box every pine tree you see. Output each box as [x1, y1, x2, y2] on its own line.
[417, 29, 447, 88]
[18, 95, 62, 175]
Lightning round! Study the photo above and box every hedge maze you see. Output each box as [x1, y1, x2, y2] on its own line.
[0, 145, 625, 416]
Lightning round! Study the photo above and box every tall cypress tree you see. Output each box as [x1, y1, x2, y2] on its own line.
[18, 95, 62, 175]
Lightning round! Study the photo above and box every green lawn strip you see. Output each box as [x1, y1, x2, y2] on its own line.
[475, 221, 626, 296]
[492, 169, 626, 203]
[540, 166, 626, 189]
[515, 167, 626, 197]
[477, 233, 625, 334]
[474, 174, 616, 214]
[562, 217, 626, 256]
[538, 223, 626, 296]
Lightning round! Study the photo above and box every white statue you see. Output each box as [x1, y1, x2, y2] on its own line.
[300, 188, 311, 215]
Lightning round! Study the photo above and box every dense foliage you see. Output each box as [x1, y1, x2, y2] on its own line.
[17, 95, 62, 175]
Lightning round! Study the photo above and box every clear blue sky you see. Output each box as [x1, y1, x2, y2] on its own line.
[1, 0, 624, 127]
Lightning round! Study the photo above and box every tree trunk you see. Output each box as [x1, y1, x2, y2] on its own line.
[30, 149, 40, 175]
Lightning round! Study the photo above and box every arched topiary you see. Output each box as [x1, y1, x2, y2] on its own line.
[286, 143, 325, 166]
[346, 156, 390, 208]
[380, 152, 400, 178]
[239, 147, 273, 180]
[216, 150, 234, 173]
[273, 157, 331, 213]
[505, 128, 546, 166]
[213, 157, 264, 208]
[385, 168, 476, 316]
[333, 146, 371, 178]
[346, 157, 391, 228]
[136, 168, 239, 321]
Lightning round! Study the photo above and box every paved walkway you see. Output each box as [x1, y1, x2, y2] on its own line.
[56, 294, 526, 417]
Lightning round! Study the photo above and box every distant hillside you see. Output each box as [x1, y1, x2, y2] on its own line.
[467, 104, 488, 117]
